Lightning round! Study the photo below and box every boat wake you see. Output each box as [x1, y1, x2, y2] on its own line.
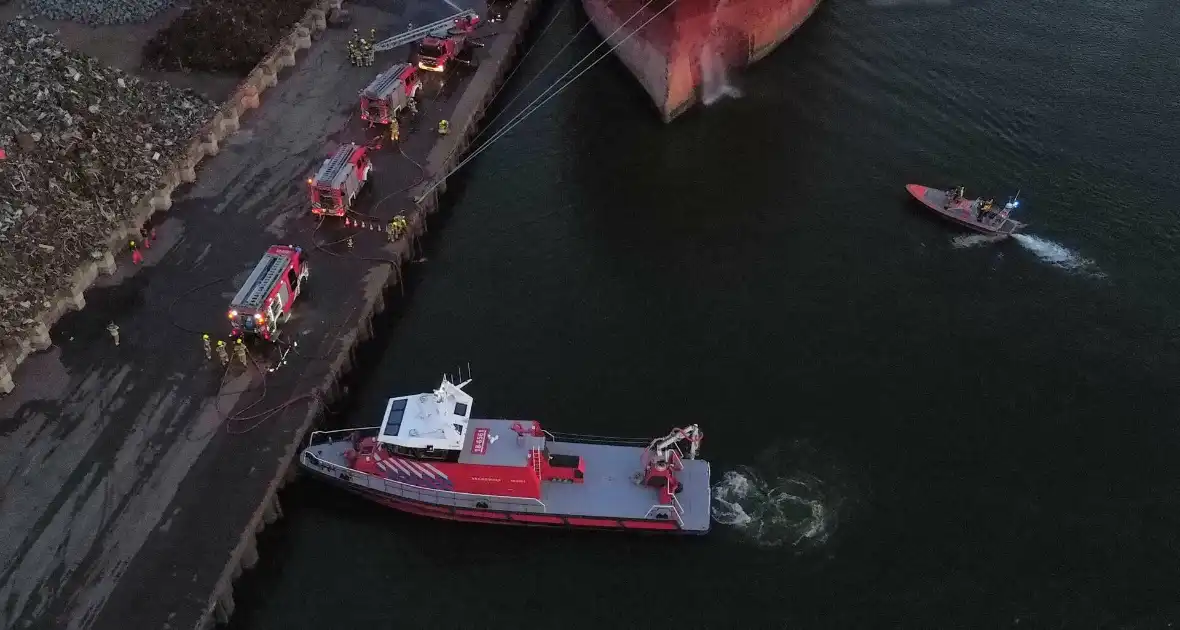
[1012, 234, 1105, 278]
[950, 233, 1005, 249]
[711, 466, 837, 548]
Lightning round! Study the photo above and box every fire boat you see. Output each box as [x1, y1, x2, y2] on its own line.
[300, 376, 711, 533]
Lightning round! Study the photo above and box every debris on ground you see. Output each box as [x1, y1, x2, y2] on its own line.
[143, 0, 317, 75]
[20, 0, 178, 26]
[0, 19, 218, 339]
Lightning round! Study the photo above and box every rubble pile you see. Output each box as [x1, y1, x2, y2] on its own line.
[143, 0, 317, 75]
[21, 0, 177, 26]
[0, 19, 218, 339]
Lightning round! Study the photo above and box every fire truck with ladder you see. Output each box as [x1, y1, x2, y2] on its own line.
[308, 143, 371, 217]
[228, 245, 309, 342]
[370, 11, 484, 72]
[359, 63, 422, 125]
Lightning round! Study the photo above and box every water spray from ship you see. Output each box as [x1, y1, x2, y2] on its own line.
[700, 0, 742, 105]
[710, 442, 847, 549]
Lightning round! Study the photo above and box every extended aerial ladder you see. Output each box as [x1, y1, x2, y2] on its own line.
[372, 10, 480, 52]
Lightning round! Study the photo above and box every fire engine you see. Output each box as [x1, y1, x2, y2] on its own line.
[228, 245, 309, 342]
[308, 143, 371, 216]
[359, 63, 422, 125]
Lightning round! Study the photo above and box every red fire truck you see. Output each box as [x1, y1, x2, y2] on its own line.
[359, 63, 422, 125]
[228, 245, 308, 342]
[308, 143, 371, 216]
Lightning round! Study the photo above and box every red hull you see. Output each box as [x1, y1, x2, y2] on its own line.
[311, 470, 686, 532]
[580, 0, 823, 121]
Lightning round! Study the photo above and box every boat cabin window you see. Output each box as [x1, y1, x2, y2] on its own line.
[382, 399, 407, 438]
[454, 402, 468, 416]
[386, 444, 460, 463]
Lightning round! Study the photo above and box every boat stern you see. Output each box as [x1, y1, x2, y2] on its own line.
[675, 459, 713, 534]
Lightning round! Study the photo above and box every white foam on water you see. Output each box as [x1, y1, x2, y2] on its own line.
[1012, 234, 1105, 278]
[711, 467, 836, 548]
[951, 233, 1004, 249]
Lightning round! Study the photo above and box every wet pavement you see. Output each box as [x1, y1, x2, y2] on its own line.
[0, 1, 493, 628]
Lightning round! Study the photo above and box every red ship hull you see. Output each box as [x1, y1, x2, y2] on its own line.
[313, 472, 683, 532]
[581, 0, 823, 121]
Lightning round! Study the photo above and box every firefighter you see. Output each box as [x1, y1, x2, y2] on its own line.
[234, 338, 248, 367]
[348, 29, 360, 65]
[387, 215, 407, 241]
[107, 321, 120, 346]
[216, 340, 229, 366]
[129, 240, 142, 265]
[139, 224, 151, 249]
[437, 119, 450, 135]
[202, 334, 212, 360]
[406, 98, 418, 117]
[389, 118, 400, 144]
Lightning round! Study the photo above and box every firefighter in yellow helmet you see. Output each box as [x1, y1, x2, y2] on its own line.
[437, 119, 449, 135]
[389, 118, 400, 144]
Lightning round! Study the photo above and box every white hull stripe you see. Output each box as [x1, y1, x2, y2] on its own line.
[422, 463, 449, 479]
[392, 459, 420, 477]
[375, 460, 389, 471]
[400, 460, 425, 478]
[407, 461, 434, 478]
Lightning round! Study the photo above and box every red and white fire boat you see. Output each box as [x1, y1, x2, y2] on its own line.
[300, 377, 711, 533]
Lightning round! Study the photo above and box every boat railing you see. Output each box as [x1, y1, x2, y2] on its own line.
[543, 430, 652, 447]
[302, 450, 548, 514]
[308, 426, 381, 447]
[643, 496, 685, 528]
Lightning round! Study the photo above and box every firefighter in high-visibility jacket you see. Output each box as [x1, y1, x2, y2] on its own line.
[437, 119, 449, 135]
[389, 118, 400, 144]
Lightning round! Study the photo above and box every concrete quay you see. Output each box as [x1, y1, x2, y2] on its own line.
[0, 0, 542, 627]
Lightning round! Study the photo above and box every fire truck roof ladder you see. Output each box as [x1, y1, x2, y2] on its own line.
[363, 66, 408, 99]
[316, 145, 355, 187]
[372, 10, 478, 52]
[239, 253, 287, 309]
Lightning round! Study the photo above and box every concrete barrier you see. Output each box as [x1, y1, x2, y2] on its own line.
[0, 0, 344, 395]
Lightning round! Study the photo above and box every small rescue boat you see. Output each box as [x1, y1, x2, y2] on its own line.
[906, 184, 1026, 237]
[300, 376, 712, 534]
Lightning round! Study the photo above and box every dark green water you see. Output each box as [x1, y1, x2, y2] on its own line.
[231, 0, 1180, 627]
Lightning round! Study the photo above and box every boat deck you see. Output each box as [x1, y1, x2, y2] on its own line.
[907, 184, 1023, 235]
[544, 440, 712, 531]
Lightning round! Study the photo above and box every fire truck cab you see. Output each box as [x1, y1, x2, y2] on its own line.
[309, 143, 371, 216]
[228, 245, 308, 342]
[417, 35, 471, 73]
[359, 63, 422, 125]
